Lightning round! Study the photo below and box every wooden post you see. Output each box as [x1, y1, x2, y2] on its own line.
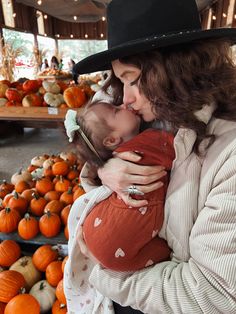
[227, 0, 236, 25]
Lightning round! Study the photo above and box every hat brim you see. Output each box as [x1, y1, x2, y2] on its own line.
[74, 28, 236, 74]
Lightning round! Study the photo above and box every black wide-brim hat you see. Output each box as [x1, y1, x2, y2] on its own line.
[74, 0, 236, 74]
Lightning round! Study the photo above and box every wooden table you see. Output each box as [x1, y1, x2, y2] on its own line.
[0, 107, 73, 128]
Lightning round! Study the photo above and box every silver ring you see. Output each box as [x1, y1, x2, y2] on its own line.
[123, 185, 144, 196]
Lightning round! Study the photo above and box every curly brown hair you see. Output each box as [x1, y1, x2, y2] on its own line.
[102, 38, 236, 153]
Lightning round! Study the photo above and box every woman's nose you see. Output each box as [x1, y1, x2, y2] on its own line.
[123, 86, 135, 107]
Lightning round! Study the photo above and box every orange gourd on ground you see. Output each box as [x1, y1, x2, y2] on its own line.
[60, 187, 73, 205]
[0, 240, 21, 267]
[60, 204, 71, 225]
[44, 190, 61, 201]
[32, 244, 59, 272]
[63, 86, 86, 108]
[54, 177, 71, 193]
[4, 293, 40, 314]
[46, 260, 63, 287]
[14, 180, 30, 194]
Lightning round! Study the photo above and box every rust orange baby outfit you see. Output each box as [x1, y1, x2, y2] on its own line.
[83, 129, 175, 271]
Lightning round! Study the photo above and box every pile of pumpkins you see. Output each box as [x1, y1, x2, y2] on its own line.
[0, 78, 95, 108]
[0, 239, 68, 313]
[0, 151, 85, 240]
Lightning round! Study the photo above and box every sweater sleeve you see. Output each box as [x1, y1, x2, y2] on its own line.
[89, 154, 236, 314]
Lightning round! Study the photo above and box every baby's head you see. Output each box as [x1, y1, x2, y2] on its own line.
[67, 100, 141, 167]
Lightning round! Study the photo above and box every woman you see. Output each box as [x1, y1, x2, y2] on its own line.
[71, 0, 236, 313]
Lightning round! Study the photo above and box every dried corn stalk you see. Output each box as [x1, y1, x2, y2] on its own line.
[0, 38, 23, 81]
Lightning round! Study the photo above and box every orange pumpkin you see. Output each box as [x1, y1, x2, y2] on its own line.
[73, 185, 85, 201]
[0, 208, 21, 233]
[61, 256, 68, 274]
[0, 270, 26, 303]
[39, 211, 61, 238]
[55, 177, 71, 193]
[44, 199, 64, 215]
[22, 79, 40, 93]
[52, 161, 70, 176]
[35, 178, 54, 195]
[32, 244, 59, 272]
[46, 260, 63, 287]
[5, 88, 23, 102]
[2, 193, 13, 207]
[4, 293, 40, 314]
[20, 189, 35, 202]
[63, 86, 86, 108]
[0, 240, 21, 267]
[56, 279, 66, 305]
[18, 213, 39, 240]
[8, 191, 28, 216]
[0, 181, 14, 193]
[14, 180, 30, 194]
[30, 192, 47, 216]
[59, 187, 73, 205]
[60, 204, 71, 225]
[44, 190, 61, 201]
[52, 300, 67, 314]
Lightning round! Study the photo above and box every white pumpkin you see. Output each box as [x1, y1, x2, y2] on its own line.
[10, 256, 41, 291]
[42, 81, 60, 94]
[44, 92, 64, 107]
[29, 280, 56, 313]
[11, 169, 32, 185]
[0, 98, 7, 107]
[42, 158, 54, 170]
[31, 167, 44, 180]
[31, 155, 47, 167]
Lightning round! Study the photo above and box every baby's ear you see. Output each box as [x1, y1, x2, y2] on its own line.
[103, 135, 122, 148]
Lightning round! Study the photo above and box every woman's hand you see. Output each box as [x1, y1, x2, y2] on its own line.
[98, 151, 167, 207]
[77, 226, 100, 264]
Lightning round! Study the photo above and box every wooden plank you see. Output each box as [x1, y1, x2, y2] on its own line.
[0, 107, 69, 122]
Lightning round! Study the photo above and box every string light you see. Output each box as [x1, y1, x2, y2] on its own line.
[73, 16, 77, 21]
[44, 33, 47, 36]
[70, 34, 74, 38]
[101, 16, 106, 21]
[44, 14, 47, 19]
[234, 14, 236, 19]
[37, 0, 42, 5]
[12, 12, 16, 18]
[222, 13, 227, 18]
[212, 15, 216, 20]
[56, 34, 60, 38]
[85, 34, 88, 38]
[100, 33, 104, 38]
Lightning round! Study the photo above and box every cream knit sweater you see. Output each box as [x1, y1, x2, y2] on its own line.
[89, 106, 236, 313]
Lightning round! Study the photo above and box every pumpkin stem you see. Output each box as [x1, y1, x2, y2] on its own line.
[67, 187, 73, 194]
[13, 191, 19, 199]
[5, 207, 12, 213]
[24, 213, 31, 220]
[20, 256, 29, 267]
[60, 304, 66, 308]
[39, 281, 45, 290]
[19, 287, 27, 294]
[32, 192, 40, 200]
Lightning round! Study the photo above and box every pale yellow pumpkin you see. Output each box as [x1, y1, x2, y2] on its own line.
[10, 256, 41, 291]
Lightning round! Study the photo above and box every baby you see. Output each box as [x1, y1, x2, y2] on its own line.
[64, 100, 175, 271]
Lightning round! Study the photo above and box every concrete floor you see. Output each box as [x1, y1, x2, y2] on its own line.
[0, 123, 71, 183]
